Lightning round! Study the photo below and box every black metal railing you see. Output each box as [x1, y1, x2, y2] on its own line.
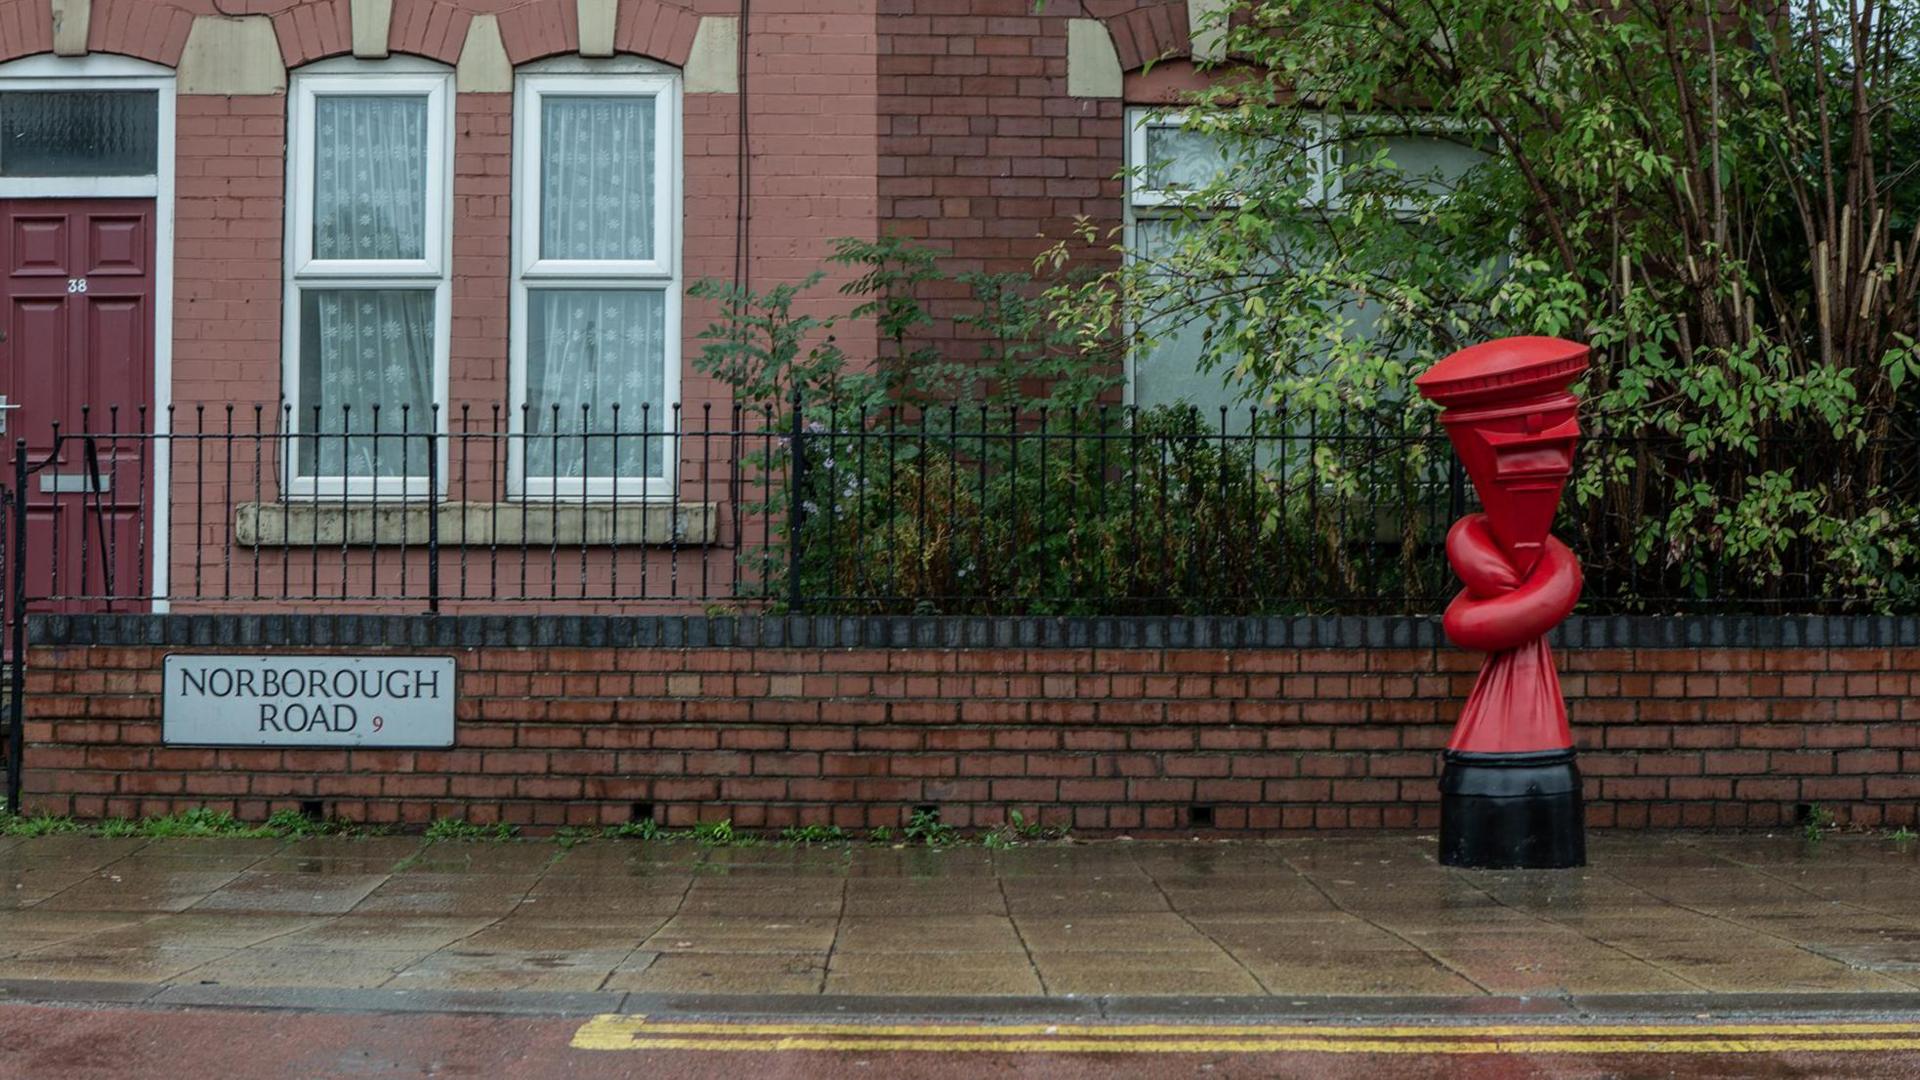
[2, 401, 1915, 617]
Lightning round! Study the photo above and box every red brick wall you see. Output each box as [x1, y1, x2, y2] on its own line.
[876, 1, 1148, 366]
[24, 628, 1920, 833]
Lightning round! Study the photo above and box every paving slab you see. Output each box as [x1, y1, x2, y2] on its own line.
[350, 874, 536, 918]
[833, 915, 1026, 954]
[44, 869, 244, 913]
[603, 951, 827, 994]
[1240, 952, 1484, 996]
[268, 916, 495, 952]
[455, 919, 667, 953]
[387, 947, 634, 992]
[0, 868, 97, 910]
[75, 914, 320, 951]
[1031, 949, 1264, 996]
[1012, 913, 1219, 952]
[0, 944, 236, 983]
[0, 837, 150, 869]
[192, 871, 392, 915]
[642, 916, 839, 954]
[178, 947, 431, 989]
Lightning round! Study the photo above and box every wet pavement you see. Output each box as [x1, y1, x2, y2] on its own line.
[0, 830, 1919, 1003]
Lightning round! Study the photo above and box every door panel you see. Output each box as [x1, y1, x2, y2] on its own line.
[0, 199, 156, 611]
[9, 216, 65, 275]
[86, 215, 146, 275]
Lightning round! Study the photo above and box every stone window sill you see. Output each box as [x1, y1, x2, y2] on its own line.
[234, 502, 718, 547]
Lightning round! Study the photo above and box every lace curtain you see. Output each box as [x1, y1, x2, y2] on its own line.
[540, 95, 655, 262]
[312, 95, 428, 261]
[526, 290, 667, 480]
[1142, 124, 1236, 195]
[297, 94, 433, 481]
[298, 289, 435, 480]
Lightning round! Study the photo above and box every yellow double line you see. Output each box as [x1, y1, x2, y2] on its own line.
[571, 1017, 1920, 1055]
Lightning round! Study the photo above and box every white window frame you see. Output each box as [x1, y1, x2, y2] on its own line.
[280, 57, 454, 499]
[508, 59, 682, 502]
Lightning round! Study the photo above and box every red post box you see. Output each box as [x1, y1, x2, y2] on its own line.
[1415, 336, 1587, 868]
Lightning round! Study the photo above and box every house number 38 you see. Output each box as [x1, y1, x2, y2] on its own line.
[66, 278, 87, 294]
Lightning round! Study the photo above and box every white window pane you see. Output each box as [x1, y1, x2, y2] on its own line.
[1132, 218, 1252, 428]
[0, 90, 157, 177]
[541, 95, 656, 262]
[297, 289, 435, 478]
[526, 289, 667, 479]
[312, 95, 429, 261]
[1142, 124, 1232, 195]
[1341, 133, 1485, 197]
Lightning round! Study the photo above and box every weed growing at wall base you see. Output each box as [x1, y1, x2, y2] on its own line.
[424, 817, 519, 842]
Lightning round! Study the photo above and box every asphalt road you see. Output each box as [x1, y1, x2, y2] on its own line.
[5, 1005, 1920, 1079]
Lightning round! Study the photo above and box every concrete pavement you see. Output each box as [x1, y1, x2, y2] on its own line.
[0, 830, 1918, 1005]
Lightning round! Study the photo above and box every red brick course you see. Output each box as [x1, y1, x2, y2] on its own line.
[23, 641, 1920, 833]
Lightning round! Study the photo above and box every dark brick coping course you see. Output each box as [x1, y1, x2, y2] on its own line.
[27, 613, 1920, 650]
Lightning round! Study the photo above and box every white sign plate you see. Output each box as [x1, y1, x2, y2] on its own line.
[163, 655, 456, 747]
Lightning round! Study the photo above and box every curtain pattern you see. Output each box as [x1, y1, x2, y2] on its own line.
[312, 95, 428, 261]
[298, 289, 435, 479]
[540, 95, 655, 262]
[527, 289, 667, 480]
[1143, 124, 1235, 194]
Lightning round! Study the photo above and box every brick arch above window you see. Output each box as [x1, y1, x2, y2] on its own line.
[0, 0, 54, 64]
[495, 0, 701, 68]
[1088, 0, 1192, 71]
[87, 0, 197, 66]
[0, 0, 197, 67]
[273, 0, 470, 69]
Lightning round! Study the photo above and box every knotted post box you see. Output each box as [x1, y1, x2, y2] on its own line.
[1414, 336, 1587, 868]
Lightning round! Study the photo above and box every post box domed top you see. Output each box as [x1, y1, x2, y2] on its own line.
[1414, 336, 1588, 408]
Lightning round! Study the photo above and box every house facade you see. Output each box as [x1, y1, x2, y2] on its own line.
[0, 0, 1216, 613]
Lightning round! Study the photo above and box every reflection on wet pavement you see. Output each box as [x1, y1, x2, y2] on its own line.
[0, 831, 1915, 997]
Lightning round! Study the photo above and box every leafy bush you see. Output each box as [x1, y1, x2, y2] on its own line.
[1047, 0, 1920, 611]
[695, 237, 1458, 614]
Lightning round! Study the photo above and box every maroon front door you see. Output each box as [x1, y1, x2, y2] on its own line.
[0, 199, 156, 611]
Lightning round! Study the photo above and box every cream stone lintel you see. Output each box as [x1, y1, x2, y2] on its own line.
[177, 16, 287, 96]
[1065, 18, 1122, 99]
[455, 14, 511, 93]
[51, 0, 89, 57]
[577, 0, 616, 58]
[1188, 0, 1229, 64]
[351, 0, 393, 59]
[235, 502, 720, 547]
[685, 16, 738, 95]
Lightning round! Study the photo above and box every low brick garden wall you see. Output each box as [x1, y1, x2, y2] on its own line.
[19, 614, 1920, 833]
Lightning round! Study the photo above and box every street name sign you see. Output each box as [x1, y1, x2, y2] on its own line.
[162, 655, 456, 747]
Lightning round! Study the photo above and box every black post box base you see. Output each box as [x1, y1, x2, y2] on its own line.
[1439, 749, 1586, 869]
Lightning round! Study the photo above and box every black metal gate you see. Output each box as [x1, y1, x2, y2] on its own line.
[4, 443, 25, 815]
